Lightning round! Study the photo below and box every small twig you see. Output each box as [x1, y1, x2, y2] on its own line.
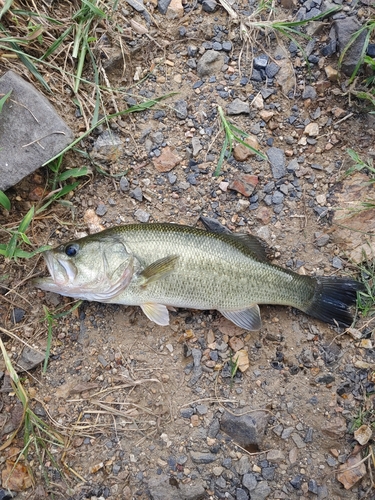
[22, 131, 67, 148]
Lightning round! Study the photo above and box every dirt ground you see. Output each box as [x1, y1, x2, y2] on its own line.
[1, 1, 375, 499]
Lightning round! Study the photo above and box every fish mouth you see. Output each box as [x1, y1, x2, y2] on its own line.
[34, 250, 78, 292]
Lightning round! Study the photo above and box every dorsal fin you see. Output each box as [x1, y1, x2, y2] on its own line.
[200, 216, 269, 262]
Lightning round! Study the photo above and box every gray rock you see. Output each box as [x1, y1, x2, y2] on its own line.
[332, 256, 342, 269]
[125, 0, 145, 12]
[236, 488, 249, 500]
[197, 50, 225, 78]
[242, 473, 257, 491]
[157, 0, 172, 14]
[265, 62, 279, 78]
[208, 418, 220, 438]
[302, 85, 317, 100]
[191, 348, 202, 367]
[190, 451, 218, 464]
[250, 481, 271, 500]
[18, 346, 45, 371]
[202, 0, 217, 12]
[180, 408, 194, 418]
[308, 479, 318, 494]
[234, 455, 250, 475]
[188, 365, 203, 386]
[272, 191, 284, 204]
[334, 17, 367, 76]
[220, 411, 268, 449]
[168, 173, 177, 184]
[130, 187, 143, 201]
[226, 98, 250, 115]
[267, 147, 286, 179]
[11, 307, 25, 323]
[254, 54, 268, 69]
[222, 41, 232, 52]
[95, 203, 107, 216]
[174, 99, 188, 119]
[0, 71, 74, 191]
[119, 176, 130, 192]
[134, 209, 150, 222]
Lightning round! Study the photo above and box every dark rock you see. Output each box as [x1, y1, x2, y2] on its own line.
[220, 411, 268, 450]
[18, 346, 45, 371]
[0, 71, 74, 191]
[290, 475, 303, 489]
[212, 42, 222, 51]
[335, 17, 367, 76]
[130, 187, 143, 201]
[180, 408, 194, 418]
[197, 50, 225, 78]
[202, 0, 217, 11]
[308, 478, 318, 494]
[302, 85, 317, 100]
[242, 473, 257, 491]
[174, 99, 188, 119]
[126, 0, 145, 12]
[251, 69, 263, 82]
[321, 39, 337, 56]
[267, 147, 286, 179]
[250, 481, 271, 500]
[235, 488, 249, 500]
[272, 191, 284, 204]
[208, 418, 220, 438]
[11, 307, 25, 324]
[265, 62, 280, 78]
[226, 99, 250, 115]
[254, 54, 268, 69]
[157, 0, 172, 14]
[95, 203, 107, 216]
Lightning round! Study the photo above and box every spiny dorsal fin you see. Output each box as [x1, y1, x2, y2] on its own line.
[200, 215, 269, 262]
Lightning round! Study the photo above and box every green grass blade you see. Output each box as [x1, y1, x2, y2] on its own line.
[6, 233, 18, 259]
[18, 206, 35, 234]
[41, 25, 73, 60]
[57, 166, 88, 181]
[0, 0, 13, 20]
[0, 190, 11, 210]
[0, 89, 12, 113]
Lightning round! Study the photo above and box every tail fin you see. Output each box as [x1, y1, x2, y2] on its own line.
[303, 277, 364, 327]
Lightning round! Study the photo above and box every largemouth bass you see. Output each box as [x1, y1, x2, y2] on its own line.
[34, 223, 363, 330]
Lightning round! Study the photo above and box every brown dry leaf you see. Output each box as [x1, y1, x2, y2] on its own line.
[2, 460, 33, 491]
[337, 450, 366, 489]
[233, 349, 249, 372]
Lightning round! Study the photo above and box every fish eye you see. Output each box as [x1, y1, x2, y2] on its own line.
[65, 243, 79, 257]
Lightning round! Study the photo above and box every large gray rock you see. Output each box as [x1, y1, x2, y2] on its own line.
[334, 17, 367, 76]
[220, 411, 269, 450]
[197, 50, 225, 78]
[0, 71, 74, 191]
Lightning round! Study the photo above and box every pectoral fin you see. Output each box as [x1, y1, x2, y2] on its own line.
[140, 303, 170, 326]
[138, 255, 179, 287]
[219, 305, 262, 331]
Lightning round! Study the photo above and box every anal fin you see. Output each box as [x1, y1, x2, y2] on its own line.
[140, 303, 170, 326]
[219, 305, 262, 331]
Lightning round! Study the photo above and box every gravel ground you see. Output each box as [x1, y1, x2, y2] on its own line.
[1, 0, 375, 499]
